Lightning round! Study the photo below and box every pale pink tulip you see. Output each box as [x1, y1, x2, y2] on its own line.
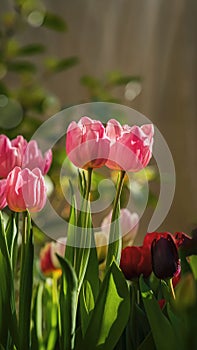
[40, 237, 66, 276]
[6, 166, 46, 212]
[22, 140, 52, 175]
[66, 116, 110, 169]
[0, 135, 22, 178]
[0, 179, 7, 210]
[105, 119, 154, 172]
[101, 208, 139, 248]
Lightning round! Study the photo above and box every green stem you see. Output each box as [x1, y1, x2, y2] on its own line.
[106, 170, 126, 269]
[111, 170, 126, 222]
[85, 168, 93, 202]
[167, 278, 176, 300]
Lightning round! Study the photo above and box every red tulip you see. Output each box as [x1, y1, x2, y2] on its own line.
[40, 238, 66, 276]
[0, 179, 7, 210]
[0, 135, 22, 178]
[105, 119, 154, 172]
[6, 166, 46, 212]
[120, 245, 152, 280]
[66, 117, 110, 169]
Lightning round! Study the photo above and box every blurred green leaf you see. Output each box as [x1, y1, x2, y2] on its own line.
[45, 57, 79, 73]
[80, 75, 101, 89]
[17, 44, 46, 56]
[8, 60, 36, 73]
[43, 12, 67, 31]
[107, 71, 141, 86]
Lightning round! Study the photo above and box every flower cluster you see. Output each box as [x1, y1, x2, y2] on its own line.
[120, 231, 192, 281]
[66, 117, 154, 171]
[0, 134, 52, 212]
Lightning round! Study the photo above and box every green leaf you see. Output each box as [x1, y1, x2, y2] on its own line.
[107, 71, 141, 86]
[80, 280, 95, 336]
[105, 204, 121, 269]
[137, 332, 155, 350]
[19, 212, 34, 350]
[139, 276, 177, 350]
[75, 205, 92, 292]
[5, 213, 17, 268]
[79, 261, 130, 350]
[8, 61, 36, 73]
[58, 256, 78, 350]
[65, 183, 77, 267]
[43, 12, 67, 31]
[80, 75, 101, 89]
[17, 44, 46, 56]
[45, 57, 79, 73]
[0, 213, 18, 348]
[189, 255, 197, 279]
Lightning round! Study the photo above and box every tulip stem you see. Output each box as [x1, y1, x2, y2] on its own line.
[112, 170, 126, 222]
[106, 170, 126, 269]
[22, 211, 28, 244]
[85, 167, 93, 202]
[167, 278, 176, 300]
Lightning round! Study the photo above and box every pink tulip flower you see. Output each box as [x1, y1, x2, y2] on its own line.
[0, 135, 22, 178]
[6, 166, 47, 212]
[105, 119, 154, 172]
[66, 116, 110, 169]
[22, 140, 52, 175]
[101, 208, 139, 248]
[0, 179, 7, 210]
[40, 237, 66, 276]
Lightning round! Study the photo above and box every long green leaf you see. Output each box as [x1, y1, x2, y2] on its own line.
[0, 213, 18, 348]
[19, 212, 34, 350]
[58, 256, 78, 350]
[78, 260, 130, 350]
[139, 276, 177, 350]
[80, 280, 95, 336]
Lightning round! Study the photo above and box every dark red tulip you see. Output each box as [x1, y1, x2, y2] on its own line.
[151, 234, 180, 279]
[120, 246, 152, 280]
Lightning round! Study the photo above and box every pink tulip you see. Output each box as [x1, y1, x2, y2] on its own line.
[0, 135, 22, 178]
[66, 116, 110, 169]
[101, 208, 139, 248]
[40, 237, 66, 276]
[105, 119, 154, 172]
[22, 140, 52, 175]
[0, 179, 7, 210]
[11, 135, 28, 155]
[6, 166, 46, 212]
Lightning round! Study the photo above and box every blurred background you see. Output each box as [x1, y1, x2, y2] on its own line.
[0, 0, 197, 239]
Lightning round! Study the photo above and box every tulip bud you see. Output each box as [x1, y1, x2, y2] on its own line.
[151, 234, 180, 279]
[40, 237, 66, 276]
[94, 231, 108, 263]
[101, 208, 139, 248]
[105, 120, 154, 172]
[66, 117, 110, 169]
[6, 166, 46, 212]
